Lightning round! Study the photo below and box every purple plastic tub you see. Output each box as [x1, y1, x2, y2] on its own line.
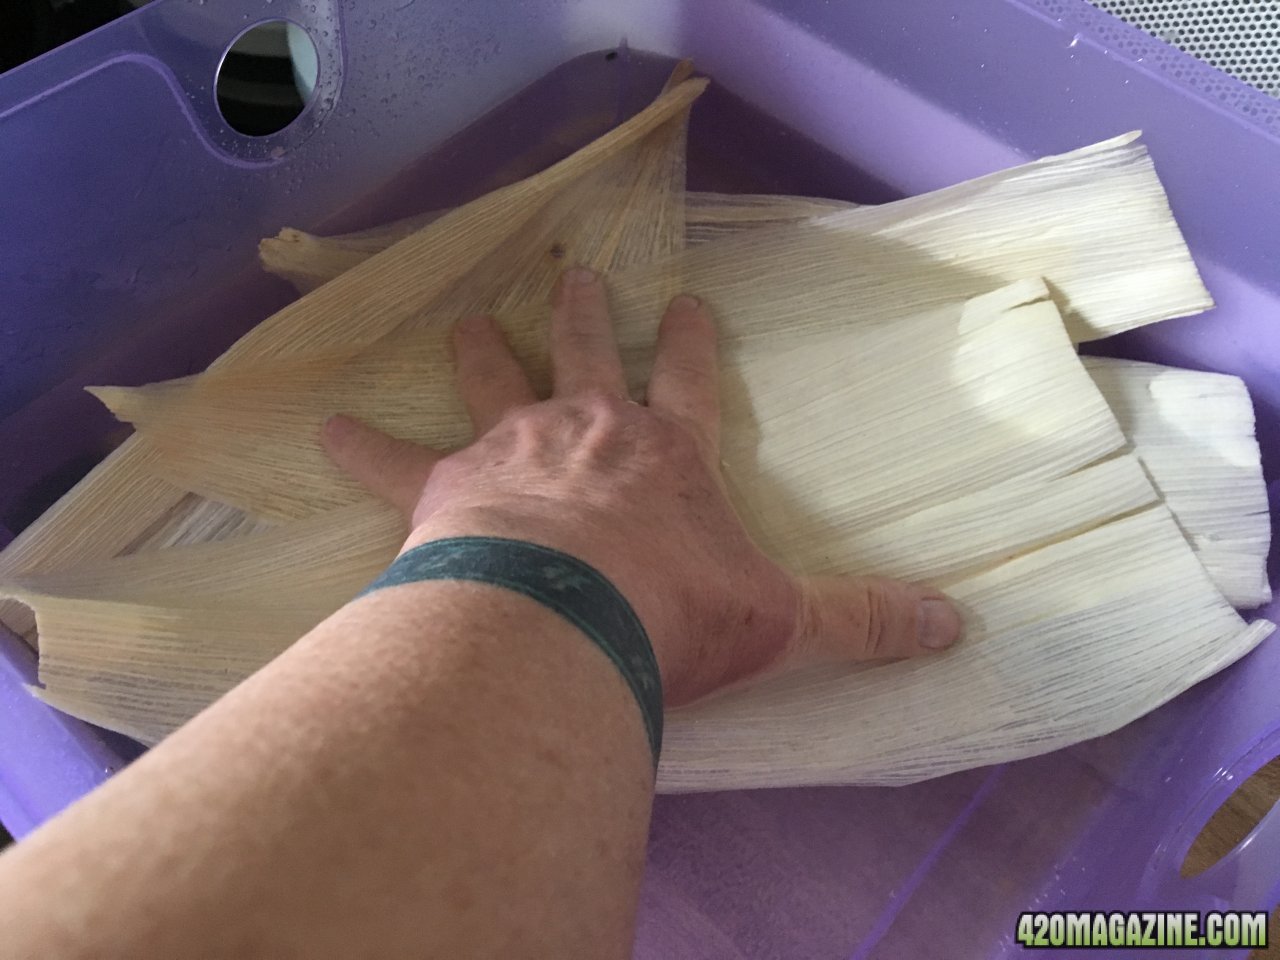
[1, 0, 1278, 955]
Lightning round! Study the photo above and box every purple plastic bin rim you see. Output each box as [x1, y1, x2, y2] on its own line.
[1015, 0, 1280, 140]
[0, 2, 1276, 947]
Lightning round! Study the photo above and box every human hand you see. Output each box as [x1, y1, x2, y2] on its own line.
[321, 266, 961, 706]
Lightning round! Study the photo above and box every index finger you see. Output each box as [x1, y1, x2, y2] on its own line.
[646, 294, 720, 449]
[550, 266, 628, 398]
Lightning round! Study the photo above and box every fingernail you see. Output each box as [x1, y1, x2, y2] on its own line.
[669, 293, 701, 311]
[563, 265, 597, 285]
[918, 599, 961, 650]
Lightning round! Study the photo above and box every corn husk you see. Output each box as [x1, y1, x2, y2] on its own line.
[0, 71, 706, 639]
[257, 133, 1206, 346]
[2, 69, 1269, 791]
[9, 281, 1270, 788]
[6, 501, 401, 744]
[1085, 357, 1272, 608]
[259, 191, 856, 293]
[660, 507, 1273, 790]
[91, 134, 1214, 521]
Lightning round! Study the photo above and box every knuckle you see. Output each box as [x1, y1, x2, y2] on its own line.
[579, 392, 639, 432]
[660, 419, 706, 461]
[509, 406, 553, 440]
[579, 389, 622, 412]
[858, 581, 896, 659]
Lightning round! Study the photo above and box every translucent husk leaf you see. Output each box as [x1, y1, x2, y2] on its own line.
[4, 123, 1199, 636]
[1084, 357, 1272, 608]
[91, 79, 699, 518]
[257, 132, 1207, 350]
[94, 129, 1210, 521]
[2, 68, 1265, 791]
[222, 74, 706, 365]
[259, 192, 856, 294]
[659, 507, 1273, 790]
[0, 72, 704, 640]
[101, 280, 1129, 537]
[6, 500, 399, 605]
[17, 281, 1272, 788]
[6, 501, 401, 744]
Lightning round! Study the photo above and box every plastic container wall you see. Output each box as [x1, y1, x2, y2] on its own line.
[1, 1, 1277, 956]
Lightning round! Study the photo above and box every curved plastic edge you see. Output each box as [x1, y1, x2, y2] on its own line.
[1165, 727, 1280, 909]
[0, 629, 129, 839]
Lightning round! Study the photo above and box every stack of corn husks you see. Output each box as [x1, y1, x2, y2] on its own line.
[0, 66, 1271, 791]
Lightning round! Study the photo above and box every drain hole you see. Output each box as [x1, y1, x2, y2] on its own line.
[216, 20, 318, 137]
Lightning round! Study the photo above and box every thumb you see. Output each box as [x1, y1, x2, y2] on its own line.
[321, 414, 443, 517]
[793, 575, 963, 662]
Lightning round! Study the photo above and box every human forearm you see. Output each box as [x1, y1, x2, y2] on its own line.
[0, 577, 654, 959]
[0, 268, 960, 959]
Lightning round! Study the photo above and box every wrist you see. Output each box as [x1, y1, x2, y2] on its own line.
[370, 529, 665, 762]
[400, 507, 687, 700]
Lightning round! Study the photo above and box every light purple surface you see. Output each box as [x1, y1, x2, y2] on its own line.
[0, 0, 1277, 956]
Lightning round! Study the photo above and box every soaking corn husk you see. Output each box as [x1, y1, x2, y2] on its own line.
[0, 70, 1271, 792]
[91, 133, 1214, 521]
[0, 68, 706, 638]
[1084, 357, 1272, 608]
[6, 282, 1273, 789]
[259, 191, 857, 294]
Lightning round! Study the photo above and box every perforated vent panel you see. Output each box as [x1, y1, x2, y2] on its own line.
[1090, 0, 1280, 96]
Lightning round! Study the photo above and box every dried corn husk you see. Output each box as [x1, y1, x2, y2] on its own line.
[6, 501, 401, 744]
[256, 133, 1206, 347]
[660, 507, 1273, 790]
[2, 65, 1268, 793]
[259, 192, 855, 293]
[11, 281, 1270, 788]
[92, 134, 1213, 521]
[0, 71, 705, 640]
[1085, 357, 1272, 608]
